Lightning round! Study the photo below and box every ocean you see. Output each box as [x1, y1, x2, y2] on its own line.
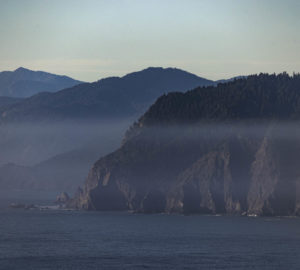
[0, 207, 300, 270]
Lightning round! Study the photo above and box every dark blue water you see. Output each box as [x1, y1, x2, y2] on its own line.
[1, 209, 300, 270]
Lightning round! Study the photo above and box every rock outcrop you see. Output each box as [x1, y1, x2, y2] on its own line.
[55, 192, 70, 204]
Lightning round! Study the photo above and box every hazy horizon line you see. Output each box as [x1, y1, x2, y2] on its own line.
[0, 64, 298, 84]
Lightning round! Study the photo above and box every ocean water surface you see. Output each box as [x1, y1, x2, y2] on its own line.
[1, 206, 300, 270]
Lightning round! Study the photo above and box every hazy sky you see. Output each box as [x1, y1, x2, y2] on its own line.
[0, 0, 299, 81]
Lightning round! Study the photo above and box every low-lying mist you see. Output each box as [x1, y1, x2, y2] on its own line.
[0, 118, 133, 166]
[126, 120, 300, 145]
[0, 118, 134, 199]
[3, 119, 300, 206]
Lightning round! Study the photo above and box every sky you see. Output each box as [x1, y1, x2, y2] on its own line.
[0, 0, 300, 82]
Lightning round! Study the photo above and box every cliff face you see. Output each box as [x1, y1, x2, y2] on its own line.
[166, 126, 300, 216]
[69, 74, 300, 216]
[246, 126, 300, 216]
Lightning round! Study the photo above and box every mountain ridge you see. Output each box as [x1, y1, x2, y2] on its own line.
[0, 67, 214, 123]
[0, 67, 83, 98]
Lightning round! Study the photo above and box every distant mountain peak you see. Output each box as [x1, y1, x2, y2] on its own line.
[0, 68, 82, 98]
[14, 67, 30, 72]
[143, 66, 164, 71]
[137, 66, 188, 73]
[120, 67, 211, 84]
